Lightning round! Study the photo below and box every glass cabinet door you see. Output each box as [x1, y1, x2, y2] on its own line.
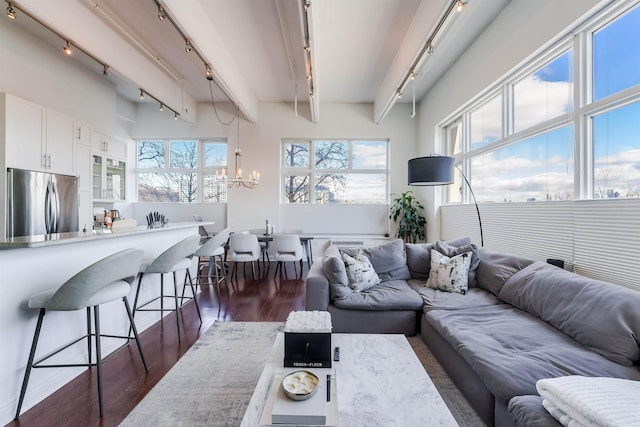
[92, 155, 103, 199]
[105, 158, 126, 200]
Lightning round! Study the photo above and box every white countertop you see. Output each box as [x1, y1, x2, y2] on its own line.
[0, 221, 213, 249]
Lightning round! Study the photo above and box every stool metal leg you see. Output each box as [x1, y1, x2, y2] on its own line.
[93, 305, 104, 417]
[15, 308, 46, 419]
[172, 271, 182, 343]
[122, 297, 148, 372]
[86, 307, 92, 365]
[185, 269, 202, 323]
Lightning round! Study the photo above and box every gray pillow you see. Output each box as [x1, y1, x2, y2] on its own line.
[434, 240, 479, 288]
[499, 262, 640, 366]
[362, 239, 410, 281]
[322, 245, 350, 300]
[475, 247, 533, 295]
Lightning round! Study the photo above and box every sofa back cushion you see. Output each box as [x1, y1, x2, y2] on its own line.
[499, 262, 640, 366]
[406, 237, 471, 281]
[475, 247, 534, 295]
[322, 244, 351, 300]
[362, 239, 411, 281]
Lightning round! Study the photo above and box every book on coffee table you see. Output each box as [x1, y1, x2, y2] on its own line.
[261, 369, 337, 426]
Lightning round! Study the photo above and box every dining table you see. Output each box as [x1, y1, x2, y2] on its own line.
[256, 234, 314, 267]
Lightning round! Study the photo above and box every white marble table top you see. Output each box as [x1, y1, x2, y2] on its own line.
[241, 333, 458, 427]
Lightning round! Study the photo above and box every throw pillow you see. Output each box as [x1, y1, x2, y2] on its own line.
[433, 240, 479, 288]
[425, 249, 472, 295]
[322, 244, 351, 300]
[342, 250, 380, 292]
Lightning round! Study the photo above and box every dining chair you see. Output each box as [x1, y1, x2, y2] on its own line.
[194, 227, 231, 301]
[228, 233, 262, 280]
[15, 248, 147, 419]
[271, 234, 305, 279]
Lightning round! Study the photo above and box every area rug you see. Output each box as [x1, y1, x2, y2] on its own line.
[121, 322, 483, 426]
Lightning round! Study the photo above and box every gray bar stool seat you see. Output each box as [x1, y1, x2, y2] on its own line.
[131, 235, 201, 343]
[15, 248, 147, 419]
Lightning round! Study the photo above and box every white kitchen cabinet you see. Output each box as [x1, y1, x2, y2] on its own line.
[3, 93, 75, 175]
[92, 131, 126, 160]
[75, 120, 92, 147]
[92, 154, 126, 201]
[75, 143, 92, 193]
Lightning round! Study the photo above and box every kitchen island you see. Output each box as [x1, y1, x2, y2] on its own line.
[0, 222, 209, 424]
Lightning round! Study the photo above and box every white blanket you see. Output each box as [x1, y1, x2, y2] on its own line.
[536, 376, 640, 427]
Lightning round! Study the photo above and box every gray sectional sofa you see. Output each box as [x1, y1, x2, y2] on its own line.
[304, 238, 640, 427]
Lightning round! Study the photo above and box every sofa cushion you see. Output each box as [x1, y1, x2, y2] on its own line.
[499, 261, 640, 366]
[362, 239, 411, 281]
[333, 279, 423, 311]
[408, 281, 501, 312]
[425, 304, 640, 404]
[425, 249, 472, 294]
[342, 250, 380, 292]
[475, 247, 533, 296]
[508, 396, 561, 427]
[322, 244, 351, 300]
[406, 237, 471, 280]
[433, 240, 480, 288]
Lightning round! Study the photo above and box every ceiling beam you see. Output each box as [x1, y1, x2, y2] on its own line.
[162, 0, 259, 123]
[373, 0, 450, 124]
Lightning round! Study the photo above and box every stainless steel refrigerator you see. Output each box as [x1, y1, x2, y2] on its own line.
[6, 168, 79, 238]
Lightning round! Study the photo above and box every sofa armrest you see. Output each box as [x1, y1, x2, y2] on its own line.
[305, 259, 331, 311]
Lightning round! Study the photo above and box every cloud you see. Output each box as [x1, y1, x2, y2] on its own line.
[513, 75, 572, 132]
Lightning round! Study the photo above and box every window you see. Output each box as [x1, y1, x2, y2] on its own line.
[513, 50, 573, 133]
[443, 2, 640, 205]
[592, 101, 640, 198]
[136, 139, 227, 203]
[282, 139, 388, 204]
[593, 5, 640, 101]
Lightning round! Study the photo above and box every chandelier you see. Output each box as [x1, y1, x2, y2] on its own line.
[215, 111, 259, 189]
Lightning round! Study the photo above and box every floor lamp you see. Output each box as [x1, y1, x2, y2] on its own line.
[407, 156, 484, 247]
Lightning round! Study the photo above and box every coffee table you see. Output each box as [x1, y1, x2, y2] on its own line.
[241, 333, 458, 426]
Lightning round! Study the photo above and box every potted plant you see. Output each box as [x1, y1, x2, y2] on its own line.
[389, 191, 426, 243]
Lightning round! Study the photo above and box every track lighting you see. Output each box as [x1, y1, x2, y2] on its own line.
[410, 70, 416, 81]
[185, 39, 193, 53]
[157, 5, 166, 21]
[159, 103, 164, 112]
[205, 65, 213, 81]
[63, 41, 72, 55]
[6, 3, 16, 19]
[397, 89, 403, 99]
[174, 112, 178, 120]
[457, 1, 466, 12]
[102, 65, 109, 76]
[303, 1, 310, 12]
[139, 89, 144, 100]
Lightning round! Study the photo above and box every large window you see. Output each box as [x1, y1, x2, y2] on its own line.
[444, 2, 640, 204]
[282, 139, 388, 204]
[136, 139, 227, 203]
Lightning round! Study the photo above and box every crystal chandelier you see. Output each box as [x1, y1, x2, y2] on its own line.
[216, 111, 259, 189]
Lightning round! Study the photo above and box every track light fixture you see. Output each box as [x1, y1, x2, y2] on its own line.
[174, 112, 178, 120]
[6, 3, 16, 19]
[157, 5, 166, 21]
[185, 39, 193, 53]
[159, 103, 164, 112]
[63, 41, 72, 55]
[102, 65, 109, 76]
[139, 89, 144, 100]
[457, 1, 467, 12]
[205, 65, 213, 81]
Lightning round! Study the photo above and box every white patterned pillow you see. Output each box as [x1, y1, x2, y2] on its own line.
[342, 250, 380, 292]
[425, 249, 472, 295]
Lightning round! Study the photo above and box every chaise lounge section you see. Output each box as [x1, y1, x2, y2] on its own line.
[305, 238, 640, 427]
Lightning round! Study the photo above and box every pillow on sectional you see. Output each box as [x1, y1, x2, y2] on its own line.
[434, 240, 479, 288]
[424, 249, 472, 295]
[342, 250, 380, 292]
[406, 236, 471, 280]
[322, 244, 351, 300]
[475, 247, 534, 296]
[362, 239, 411, 281]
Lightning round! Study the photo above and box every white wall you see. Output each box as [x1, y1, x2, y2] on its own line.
[132, 101, 418, 235]
[416, 0, 603, 241]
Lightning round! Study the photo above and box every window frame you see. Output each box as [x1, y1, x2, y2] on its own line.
[281, 138, 390, 204]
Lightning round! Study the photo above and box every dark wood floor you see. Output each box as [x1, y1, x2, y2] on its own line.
[7, 261, 306, 427]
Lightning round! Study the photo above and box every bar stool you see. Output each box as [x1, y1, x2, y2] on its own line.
[195, 227, 231, 301]
[131, 235, 201, 343]
[15, 248, 147, 419]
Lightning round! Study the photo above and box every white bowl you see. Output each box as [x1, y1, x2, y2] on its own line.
[282, 370, 319, 401]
